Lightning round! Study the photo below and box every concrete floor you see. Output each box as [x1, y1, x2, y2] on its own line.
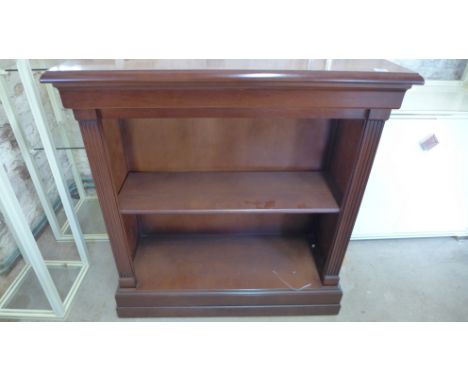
[59, 197, 107, 236]
[2, 234, 468, 321]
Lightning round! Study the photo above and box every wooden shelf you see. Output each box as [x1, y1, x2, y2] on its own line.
[118, 171, 339, 214]
[133, 234, 322, 291]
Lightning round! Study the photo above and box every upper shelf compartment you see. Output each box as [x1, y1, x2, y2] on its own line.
[118, 171, 339, 214]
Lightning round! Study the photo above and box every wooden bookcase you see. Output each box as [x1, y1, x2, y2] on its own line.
[41, 60, 423, 317]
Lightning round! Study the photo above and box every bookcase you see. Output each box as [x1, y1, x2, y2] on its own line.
[41, 60, 423, 317]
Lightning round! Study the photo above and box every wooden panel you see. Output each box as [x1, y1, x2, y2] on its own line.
[315, 120, 366, 274]
[133, 235, 322, 290]
[118, 171, 339, 214]
[78, 115, 137, 287]
[116, 286, 341, 307]
[139, 214, 314, 235]
[122, 214, 139, 260]
[314, 213, 339, 273]
[100, 107, 369, 120]
[40, 59, 424, 87]
[100, 118, 129, 192]
[58, 88, 407, 111]
[327, 119, 365, 203]
[116, 304, 341, 317]
[320, 120, 385, 285]
[122, 118, 331, 172]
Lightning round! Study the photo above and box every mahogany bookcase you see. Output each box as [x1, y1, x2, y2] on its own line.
[41, 60, 423, 317]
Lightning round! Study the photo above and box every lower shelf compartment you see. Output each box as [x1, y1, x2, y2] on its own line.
[116, 234, 342, 316]
[133, 234, 323, 291]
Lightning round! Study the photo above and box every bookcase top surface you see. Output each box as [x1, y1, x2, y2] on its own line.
[41, 59, 424, 89]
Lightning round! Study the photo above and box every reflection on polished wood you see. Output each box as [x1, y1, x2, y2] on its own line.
[42, 59, 423, 91]
[45, 59, 417, 73]
[134, 235, 323, 290]
[118, 171, 339, 214]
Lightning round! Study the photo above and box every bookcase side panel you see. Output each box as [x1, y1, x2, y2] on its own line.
[77, 112, 137, 287]
[317, 119, 385, 285]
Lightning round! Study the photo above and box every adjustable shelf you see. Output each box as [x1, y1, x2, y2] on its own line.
[118, 171, 339, 214]
[42, 59, 423, 317]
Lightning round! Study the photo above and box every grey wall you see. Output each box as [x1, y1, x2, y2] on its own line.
[391, 59, 467, 80]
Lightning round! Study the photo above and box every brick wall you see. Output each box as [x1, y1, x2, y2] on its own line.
[0, 62, 92, 272]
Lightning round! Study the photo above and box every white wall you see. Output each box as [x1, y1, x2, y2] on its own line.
[353, 116, 468, 239]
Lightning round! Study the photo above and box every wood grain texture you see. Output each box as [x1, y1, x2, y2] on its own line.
[122, 118, 331, 172]
[133, 235, 322, 290]
[100, 107, 369, 120]
[116, 304, 341, 317]
[56, 88, 408, 111]
[116, 286, 342, 307]
[78, 116, 137, 287]
[118, 233, 342, 316]
[139, 214, 315, 235]
[321, 120, 385, 284]
[40, 59, 424, 89]
[326, 119, 365, 203]
[100, 118, 130, 192]
[118, 171, 339, 214]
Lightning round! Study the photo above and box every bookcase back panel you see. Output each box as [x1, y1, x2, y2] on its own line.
[138, 214, 315, 235]
[121, 118, 332, 172]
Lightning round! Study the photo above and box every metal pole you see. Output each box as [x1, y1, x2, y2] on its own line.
[0, 163, 65, 317]
[16, 59, 89, 265]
